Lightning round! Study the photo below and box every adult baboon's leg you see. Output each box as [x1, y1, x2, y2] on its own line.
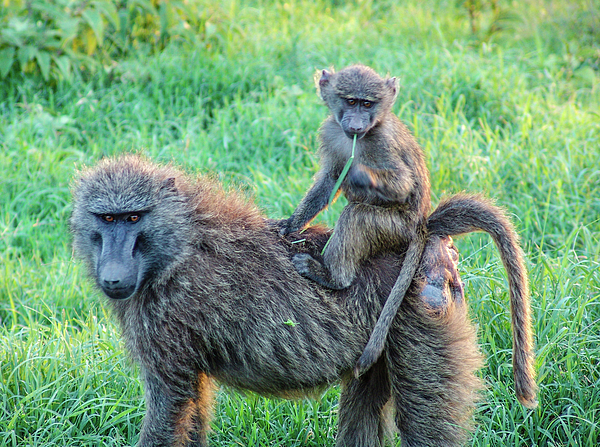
[336, 356, 391, 447]
[138, 371, 215, 447]
[387, 236, 483, 447]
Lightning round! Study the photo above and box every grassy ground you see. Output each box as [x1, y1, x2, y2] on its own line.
[1, 0, 599, 445]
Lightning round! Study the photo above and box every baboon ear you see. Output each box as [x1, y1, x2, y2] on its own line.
[161, 177, 177, 192]
[386, 77, 399, 100]
[315, 69, 332, 99]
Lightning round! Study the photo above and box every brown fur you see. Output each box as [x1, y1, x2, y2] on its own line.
[174, 400, 199, 446]
[71, 155, 486, 446]
[173, 374, 215, 446]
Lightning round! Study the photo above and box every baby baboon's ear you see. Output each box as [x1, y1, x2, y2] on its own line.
[319, 69, 332, 87]
[315, 68, 333, 100]
[385, 77, 399, 101]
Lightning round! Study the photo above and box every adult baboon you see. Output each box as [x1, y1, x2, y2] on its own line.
[71, 155, 484, 447]
[71, 156, 540, 447]
[277, 65, 431, 375]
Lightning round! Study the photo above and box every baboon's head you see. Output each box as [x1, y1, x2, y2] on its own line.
[70, 155, 193, 300]
[315, 64, 399, 139]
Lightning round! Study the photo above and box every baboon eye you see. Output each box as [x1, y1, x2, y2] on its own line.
[128, 214, 141, 223]
[363, 101, 372, 108]
[102, 215, 115, 223]
[347, 98, 356, 106]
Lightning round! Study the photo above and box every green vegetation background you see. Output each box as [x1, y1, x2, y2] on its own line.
[1, 0, 599, 445]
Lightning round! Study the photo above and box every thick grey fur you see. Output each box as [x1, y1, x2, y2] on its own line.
[71, 155, 494, 447]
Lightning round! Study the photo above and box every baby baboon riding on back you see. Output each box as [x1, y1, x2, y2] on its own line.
[279, 65, 430, 375]
[280, 64, 537, 405]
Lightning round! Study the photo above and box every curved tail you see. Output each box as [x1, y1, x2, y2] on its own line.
[428, 193, 538, 408]
[354, 224, 427, 378]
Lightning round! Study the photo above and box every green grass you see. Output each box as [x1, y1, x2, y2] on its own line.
[1, 0, 599, 445]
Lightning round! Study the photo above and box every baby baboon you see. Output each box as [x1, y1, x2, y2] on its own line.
[278, 64, 430, 376]
[71, 155, 484, 447]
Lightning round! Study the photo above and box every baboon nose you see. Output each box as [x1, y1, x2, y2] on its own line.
[103, 278, 121, 286]
[98, 262, 138, 299]
[100, 278, 136, 299]
[101, 265, 125, 287]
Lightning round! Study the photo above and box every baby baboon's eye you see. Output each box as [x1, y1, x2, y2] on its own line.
[128, 214, 141, 223]
[102, 215, 115, 223]
[347, 98, 356, 106]
[363, 101, 372, 108]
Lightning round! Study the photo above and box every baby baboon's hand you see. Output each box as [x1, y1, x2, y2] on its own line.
[349, 164, 408, 203]
[270, 218, 293, 235]
[348, 164, 377, 190]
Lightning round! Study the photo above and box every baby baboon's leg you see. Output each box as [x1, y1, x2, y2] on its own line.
[386, 236, 483, 447]
[321, 205, 374, 288]
[293, 204, 401, 289]
[292, 205, 369, 289]
[138, 371, 215, 447]
[336, 356, 392, 447]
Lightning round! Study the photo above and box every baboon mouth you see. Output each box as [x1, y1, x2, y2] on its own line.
[345, 131, 366, 140]
[101, 285, 136, 300]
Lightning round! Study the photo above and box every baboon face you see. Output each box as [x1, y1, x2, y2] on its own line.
[90, 211, 146, 299]
[336, 95, 379, 139]
[71, 155, 190, 301]
[317, 65, 398, 139]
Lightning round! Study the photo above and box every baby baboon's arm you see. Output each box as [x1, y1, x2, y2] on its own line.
[279, 170, 338, 235]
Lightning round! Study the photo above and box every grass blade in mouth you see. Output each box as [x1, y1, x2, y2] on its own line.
[321, 134, 357, 255]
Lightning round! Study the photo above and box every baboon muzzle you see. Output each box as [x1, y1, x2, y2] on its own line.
[345, 116, 369, 139]
[97, 224, 140, 300]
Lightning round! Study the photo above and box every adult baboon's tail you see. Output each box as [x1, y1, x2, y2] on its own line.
[428, 193, 538, 408]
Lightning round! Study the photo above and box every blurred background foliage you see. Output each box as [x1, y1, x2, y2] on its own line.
[1, 0, 598, 85]
[0, 0, 228, 82]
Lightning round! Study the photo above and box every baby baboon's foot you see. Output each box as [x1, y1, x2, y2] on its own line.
[292, 253, 346, 290]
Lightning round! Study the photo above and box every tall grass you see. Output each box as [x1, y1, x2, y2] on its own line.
[1, 0, 599, 445]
